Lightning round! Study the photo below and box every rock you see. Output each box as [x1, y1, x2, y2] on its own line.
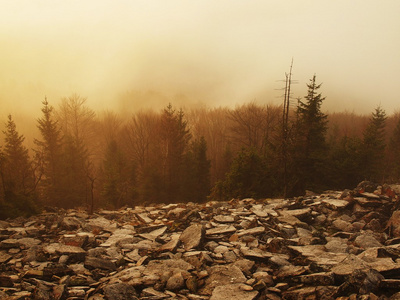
[85, 256, 117, 271]
[100, 228, 135, 247]
[210, 283, 258, 300]
[179, 224, 205, 250]
[158, 233, 180, 252]
[166, 271, 185, 290]
[322, 199, 350, 210]
[354, 234, 383, 249]
[2, 181, 400, 299]
[53, 284, 67, 300]
[0, 275, 13, 287]
[298, 272, 335, 286]
[202, 265, 246, 295]
[60, 216, 82, 230]
[103, 282, 138, 300]
[206, 225, 236, 236]
[387, 211, 400, 237]
[0, 238, 20, 249]
[325, 238, 349, 253]
[0, 251, 12, 263]
[213, 215, 235, 223]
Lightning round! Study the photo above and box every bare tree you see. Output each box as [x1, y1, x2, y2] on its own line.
[228, 102, 280, 155]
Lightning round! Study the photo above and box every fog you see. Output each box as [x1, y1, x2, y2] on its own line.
[1, 0, 400, 120]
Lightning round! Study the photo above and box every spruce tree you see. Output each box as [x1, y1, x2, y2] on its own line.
[295, 74, 328, 192]
[182, 136, 211, 202]
[0, 115, 37, 218]
[159, 104, 191, 202]
[361, 106, 387, 182]
[2, 115, 34, 195]
[221, 147, 269, 199]
[35, 98, 63, 205]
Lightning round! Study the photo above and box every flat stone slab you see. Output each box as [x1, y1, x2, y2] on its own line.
[289, 245, 348, 267]
[84, 256, 116, 271]
[322, 199, 349, 210]
[206, 225, 236, 236]
[237, 226, 265, 237]
[139, 226, 167, 240]
[180, 224, 205, 250]
[202, 265, 246, 295]
[213, 215, 235, 223]
[44, 243, 86, 255]
[158, 233, 180, 252]
[0, 252, 12, 263]
[210, 284, 258, 300]
[282, 208, 311, 218]
[240, 247, 272, 260]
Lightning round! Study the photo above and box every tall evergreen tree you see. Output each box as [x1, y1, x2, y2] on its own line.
[220, 147, 269, 199]
[294, 74, 328, 192]
[361, 106, 387, 182]
[0, 115, 38, 218]
[2, 115, 34, 195]
[56, 95, 96, 208]
[327, 135, 363, 189]
[182, 136, 211, 202]
[35, 98, 63, 205]
[159, 104, 191, 202]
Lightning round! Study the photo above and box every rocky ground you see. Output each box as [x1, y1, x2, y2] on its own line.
[2, 182, 400, 299]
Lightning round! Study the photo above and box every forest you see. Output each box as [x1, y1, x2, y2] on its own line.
[1, 75, 400, 219]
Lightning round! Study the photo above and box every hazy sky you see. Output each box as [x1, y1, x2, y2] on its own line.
[1, 0, 399, 117]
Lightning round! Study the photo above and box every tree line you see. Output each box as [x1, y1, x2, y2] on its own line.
[1, 75, 400, 218]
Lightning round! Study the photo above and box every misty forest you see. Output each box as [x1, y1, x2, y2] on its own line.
[1, 74, 399, 219]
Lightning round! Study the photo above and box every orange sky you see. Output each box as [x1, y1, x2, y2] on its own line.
[1, 0, 399, 118]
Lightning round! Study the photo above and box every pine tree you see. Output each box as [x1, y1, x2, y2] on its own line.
[2, 115, 34, 195]
[35, 98, 63, 205]
[328, 135, 363, 189]
[159, 104, 191, 202]
[361, 106, 387, 182]
[0, 115, 38, 218]
[295, 74, 328, 192]
[220, 147, 269, 199]
[182, 136, 211, 202]
[56, 95, 96, 208]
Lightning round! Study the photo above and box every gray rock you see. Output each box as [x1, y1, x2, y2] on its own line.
[213, 215, 235, 223]
[354, 234, 383, 249]
[60, 216, 82, 230]
[325, 238, 349, 253]
[0, 238, 20, 249]
[103, 282, 138, 300]
[210, 283, 258, 300]
[206, 225, 236, 236]
[202, 265, 246, 295]
[166, 271, 185, 290]
[179, 224, 205, 250]
[84, 256, 117, 271]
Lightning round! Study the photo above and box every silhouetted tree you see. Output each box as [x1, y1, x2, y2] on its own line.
[218, 147, 270, 199]
[35, 98, 63, 205]
[0, 115, 38, 218]
[327, 135, 363, 189]
[361, 106, 387, 182]
[294, 74, 328, 192]
[182, 136, 211, 202]
[56, 94, 96, 208]
[159, 104, 191, 202]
